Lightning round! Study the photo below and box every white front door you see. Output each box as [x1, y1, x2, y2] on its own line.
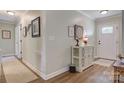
[98, 24, 117, 60]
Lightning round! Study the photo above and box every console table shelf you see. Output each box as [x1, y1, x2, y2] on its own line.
[72, 45, 94, 72]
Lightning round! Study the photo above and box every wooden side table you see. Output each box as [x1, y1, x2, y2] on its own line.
[113, 60, 124, 83]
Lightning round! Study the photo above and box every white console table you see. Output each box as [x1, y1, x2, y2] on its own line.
[72, 45, 94, 72]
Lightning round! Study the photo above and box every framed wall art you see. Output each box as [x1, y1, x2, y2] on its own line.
[74, 24, 84, 46]
[68, 26, 74, 37]
[74, 25, 84, 40]
[31, 17, 40, 37]
[2, 30, 11, 39]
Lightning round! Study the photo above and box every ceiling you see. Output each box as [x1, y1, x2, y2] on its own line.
[80, 10, 122, 19]
[0, 10, 122, 24]
[0, 10, 27, 24]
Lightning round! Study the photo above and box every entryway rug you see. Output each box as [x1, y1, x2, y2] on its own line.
[2, 57, 38, 83]
[94, 59, 114, 67]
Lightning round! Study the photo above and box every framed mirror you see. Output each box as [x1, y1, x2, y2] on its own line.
[74, 25, 84, 46]
[74, 25, 83, 40]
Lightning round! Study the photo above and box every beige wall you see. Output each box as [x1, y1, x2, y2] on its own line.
[0, 22, 15, 56]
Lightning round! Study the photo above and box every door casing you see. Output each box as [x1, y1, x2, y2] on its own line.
[97, 22, 119, 60]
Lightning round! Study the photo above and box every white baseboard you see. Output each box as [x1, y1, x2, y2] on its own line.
[22, 59, 69, 80]
[22, 59, 47, 80]
[46, 67, 69, 80]
[2, 54, 15, 57]
[94, 56, 99, 59]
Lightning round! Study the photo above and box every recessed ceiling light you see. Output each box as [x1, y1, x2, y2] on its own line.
[7, 11, 15, 16]
[100, 10, 108, 15]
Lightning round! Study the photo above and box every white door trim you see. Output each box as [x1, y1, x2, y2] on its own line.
[96, 22, 119, 60]
[15, 24, 22, 59]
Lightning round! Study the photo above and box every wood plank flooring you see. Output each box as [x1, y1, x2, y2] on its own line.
[0, 60, 122, 83]
[30, 64, 115, 83]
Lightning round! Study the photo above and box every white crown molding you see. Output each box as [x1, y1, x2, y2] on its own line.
[76, 10, 95, 20]
[77, 10, 122, 21]
[95, 13, 122, 22]
[0, 19, 15, 24]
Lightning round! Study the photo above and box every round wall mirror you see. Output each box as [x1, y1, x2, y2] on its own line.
[74, 25, 84, 46]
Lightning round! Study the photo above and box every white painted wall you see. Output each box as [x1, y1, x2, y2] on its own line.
[95, 14, 122, 58]
[44, 10, 95, 74]
[15, 10, 123, 79]
[18, 11, 46, 74]
[0, 22, 15, 56]
[122, 11, 124, 54]
[17, 10, 95, 78]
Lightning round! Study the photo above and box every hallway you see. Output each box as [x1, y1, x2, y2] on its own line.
[0, 1, 123, 93]
[0, 10, 123, 83]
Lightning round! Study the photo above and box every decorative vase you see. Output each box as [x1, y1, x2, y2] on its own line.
[84, 40, 87, 45]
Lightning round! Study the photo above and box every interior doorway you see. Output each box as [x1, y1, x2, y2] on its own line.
[15, 24, 22, 59]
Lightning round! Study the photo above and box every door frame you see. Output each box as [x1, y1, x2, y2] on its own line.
[15, 24, 22, 59]
[96, 22, 119, 60]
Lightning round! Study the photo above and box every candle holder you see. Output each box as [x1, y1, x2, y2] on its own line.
[75, 39, 79, 46]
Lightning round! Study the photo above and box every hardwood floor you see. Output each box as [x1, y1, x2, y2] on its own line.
[0, 60, 122, 83]
[30, 64, 114, 83]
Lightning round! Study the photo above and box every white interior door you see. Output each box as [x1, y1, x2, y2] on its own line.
[98, 24, 117, 60]
[15, 25, 22, 59]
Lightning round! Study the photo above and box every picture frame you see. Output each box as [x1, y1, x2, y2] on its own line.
[68, 26, 74, 37]
[74, 25, 84, 40]
[31, 17, 40, 37]
[2, 30, 11, 39]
